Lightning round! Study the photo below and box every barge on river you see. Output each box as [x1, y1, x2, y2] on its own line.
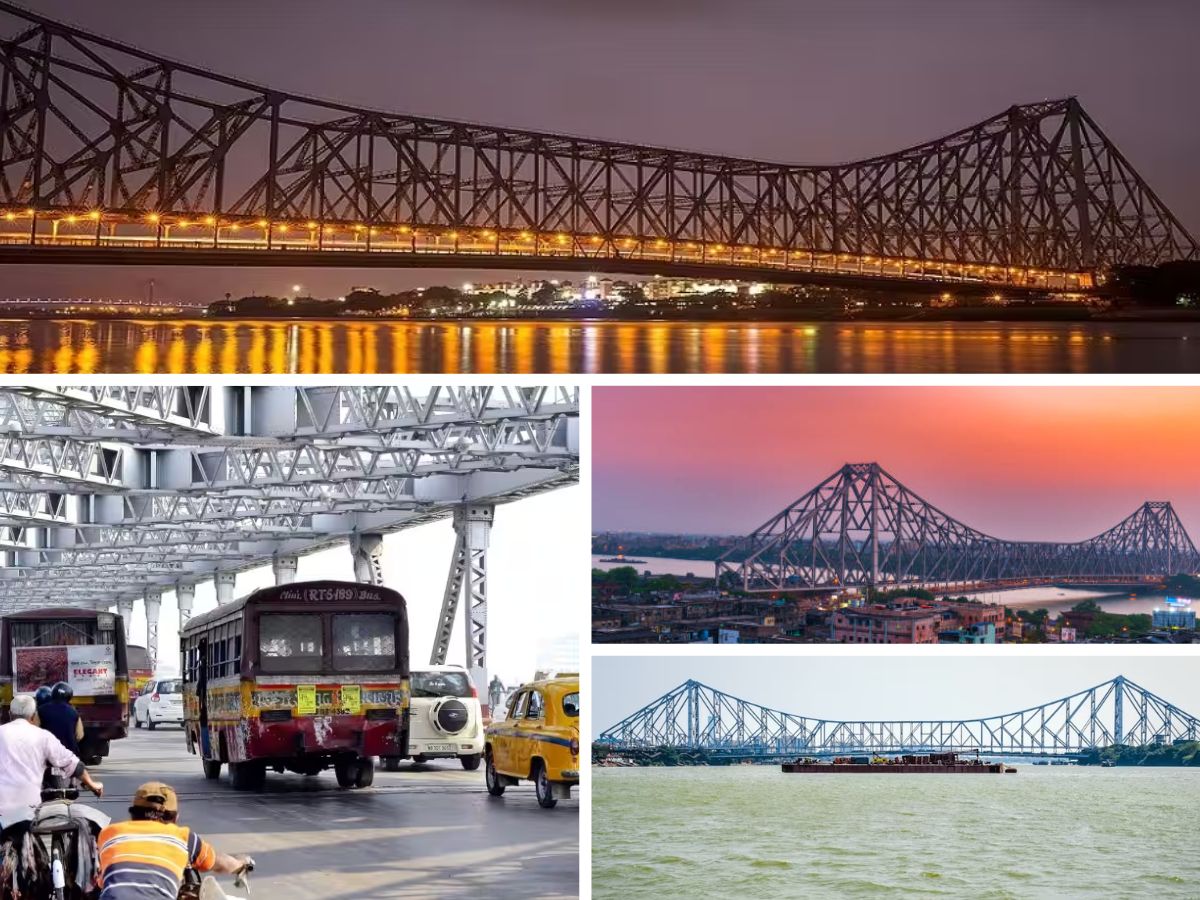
[782, 751, 1015, 774]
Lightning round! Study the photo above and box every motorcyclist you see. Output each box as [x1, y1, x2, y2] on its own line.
[0, 695, 103, 811]
[96, 782, 252, 900]
[33, 684, 53, 715]
[37, 681, 85, 756]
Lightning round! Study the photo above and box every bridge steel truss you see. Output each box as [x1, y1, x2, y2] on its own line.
[598, 677, 1200, 759]
[0, 384, 579, 695]
[0, 1, 1195, 288]
[718, 463, 1200, 593]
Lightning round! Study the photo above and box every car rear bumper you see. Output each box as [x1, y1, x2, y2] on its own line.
[408, 737, 482, 757]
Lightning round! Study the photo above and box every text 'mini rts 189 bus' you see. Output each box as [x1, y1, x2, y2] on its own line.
[180, 580, 410, 791]
[0, 606, 131, 764]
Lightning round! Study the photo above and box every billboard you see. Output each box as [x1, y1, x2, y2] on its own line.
[13, 644, 116, 695]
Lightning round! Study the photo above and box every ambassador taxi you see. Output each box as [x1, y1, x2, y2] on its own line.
[484, 673, 579, 808]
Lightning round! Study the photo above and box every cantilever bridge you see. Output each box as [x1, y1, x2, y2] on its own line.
[597, 676, 1200, 760]
[0, 2, 1196, 292]
[718, 463, 1200, 593]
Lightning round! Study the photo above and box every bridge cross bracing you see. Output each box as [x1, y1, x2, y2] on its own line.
[598, 677, 1200, 758]
[0, 385, 579, 700]
[719, 463, 1200, 593]
[0, 1, 1196, 290]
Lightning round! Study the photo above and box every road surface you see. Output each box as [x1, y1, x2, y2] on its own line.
[86, 726, 578, 899]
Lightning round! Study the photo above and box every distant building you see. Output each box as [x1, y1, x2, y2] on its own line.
[832, 605, 941, 644]
[717, 628, 740, 644]
[1152, 607, 1196, 630]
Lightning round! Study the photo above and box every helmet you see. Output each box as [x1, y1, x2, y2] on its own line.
[51, 682, 73, 703]
[34, 685, 53, 706]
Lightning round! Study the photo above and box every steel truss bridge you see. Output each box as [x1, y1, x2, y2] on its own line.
[0, 3, 1196, 292]
[0, 384, 579, 706]
[718, 463, 1200, 593]
[597, 676, 1200, 760]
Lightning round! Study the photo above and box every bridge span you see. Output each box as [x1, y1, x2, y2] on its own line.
[718, 463, 1200, 593]
[0, 2, 1196, 290]
[598, 676, 1200, 760]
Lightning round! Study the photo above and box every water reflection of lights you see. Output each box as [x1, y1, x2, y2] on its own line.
[0, 318, 1193, 374]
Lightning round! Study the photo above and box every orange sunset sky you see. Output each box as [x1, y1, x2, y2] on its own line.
[592, 386, 1200, 538]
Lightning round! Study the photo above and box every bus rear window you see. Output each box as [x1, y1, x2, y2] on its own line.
[259, 614, 323, 673]
[411, 671, 472, 698]
[332, 614, 396, 672]
[10, 620, 97, 647]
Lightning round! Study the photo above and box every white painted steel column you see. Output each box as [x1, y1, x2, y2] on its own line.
[215, 572, 236, 605]
[350, 532, 384, 585]
[272, 553, 299, 585]
[143, 589, 162, 669]
[176, 582, 195, 630]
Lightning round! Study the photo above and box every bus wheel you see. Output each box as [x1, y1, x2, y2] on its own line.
[381, 756, 402, 772]
[230, 761, 265, 792]
[334, 758, 356, 788]
[354, 758, 375, 789]
[202, 759, 222, 780]
[533, 761, 557, 809]
[461, 753, 482, 771]
[485, 752, 505, 797]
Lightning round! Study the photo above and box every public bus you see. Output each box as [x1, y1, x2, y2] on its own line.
[126, 643, 154, 713]
[180, 580, 410, 791]
[0, 607, 131, 764]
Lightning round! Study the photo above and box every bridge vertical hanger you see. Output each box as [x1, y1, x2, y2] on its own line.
[350, 533, 384, 585]
[272, 553, 298, 585]
[176, 582, 195, 631]
[429, 506, 494, 710]
[143, 589, 162, 668]
[215, 572, 236, 605]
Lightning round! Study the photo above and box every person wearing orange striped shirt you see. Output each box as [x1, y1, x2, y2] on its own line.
[97, 782, 252, 900]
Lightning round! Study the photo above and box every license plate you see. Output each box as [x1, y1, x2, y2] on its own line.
[425, 744, 455, 752]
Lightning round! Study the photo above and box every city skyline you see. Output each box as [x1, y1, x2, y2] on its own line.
[592, 656, 1200, 739]
[6, 0, 1199, 300]
[593, 386, 1200, 539]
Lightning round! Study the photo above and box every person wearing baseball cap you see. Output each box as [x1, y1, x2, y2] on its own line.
[96, 782, 252, 899]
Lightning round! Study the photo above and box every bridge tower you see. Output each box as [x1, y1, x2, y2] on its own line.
[1113, 675, 1125, 745]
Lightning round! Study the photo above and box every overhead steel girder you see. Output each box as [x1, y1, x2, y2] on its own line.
[598, 677, 1200, 757]
[719, 462, 1200, 592]
[0, 2, 1194, 275]
[0, 384, 579, 611]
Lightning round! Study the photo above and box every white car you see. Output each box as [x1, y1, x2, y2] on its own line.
[132, 677, 184, 729]
[383, 665, 483, 771]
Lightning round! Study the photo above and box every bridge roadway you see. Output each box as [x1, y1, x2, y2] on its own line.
[83, 727, 578, 899]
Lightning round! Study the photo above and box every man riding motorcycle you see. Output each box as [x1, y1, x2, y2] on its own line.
[37, 682, 86, 755]
[0, 694, 103, 811]
[96, 782, 252, 900]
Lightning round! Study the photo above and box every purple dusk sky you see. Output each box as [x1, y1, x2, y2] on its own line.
[6, 0, 1200, 301]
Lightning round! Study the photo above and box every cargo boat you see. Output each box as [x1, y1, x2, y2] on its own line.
[782, 751, 1016, 774]
[598, 555, 647, 564]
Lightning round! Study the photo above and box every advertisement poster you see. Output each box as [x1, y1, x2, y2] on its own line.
[13, 644, 115, 694]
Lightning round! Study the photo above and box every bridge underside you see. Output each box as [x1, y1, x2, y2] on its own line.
[720, 463, 1200, 593]
[0, 245, 1074, 299]
[598, 677, 1200, 758]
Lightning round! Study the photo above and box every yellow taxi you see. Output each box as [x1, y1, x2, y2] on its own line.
[484, 673, 579, 808]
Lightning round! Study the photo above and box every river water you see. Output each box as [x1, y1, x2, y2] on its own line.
[3, 318, 1200, 373]
[592, 766, 1200, 898]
